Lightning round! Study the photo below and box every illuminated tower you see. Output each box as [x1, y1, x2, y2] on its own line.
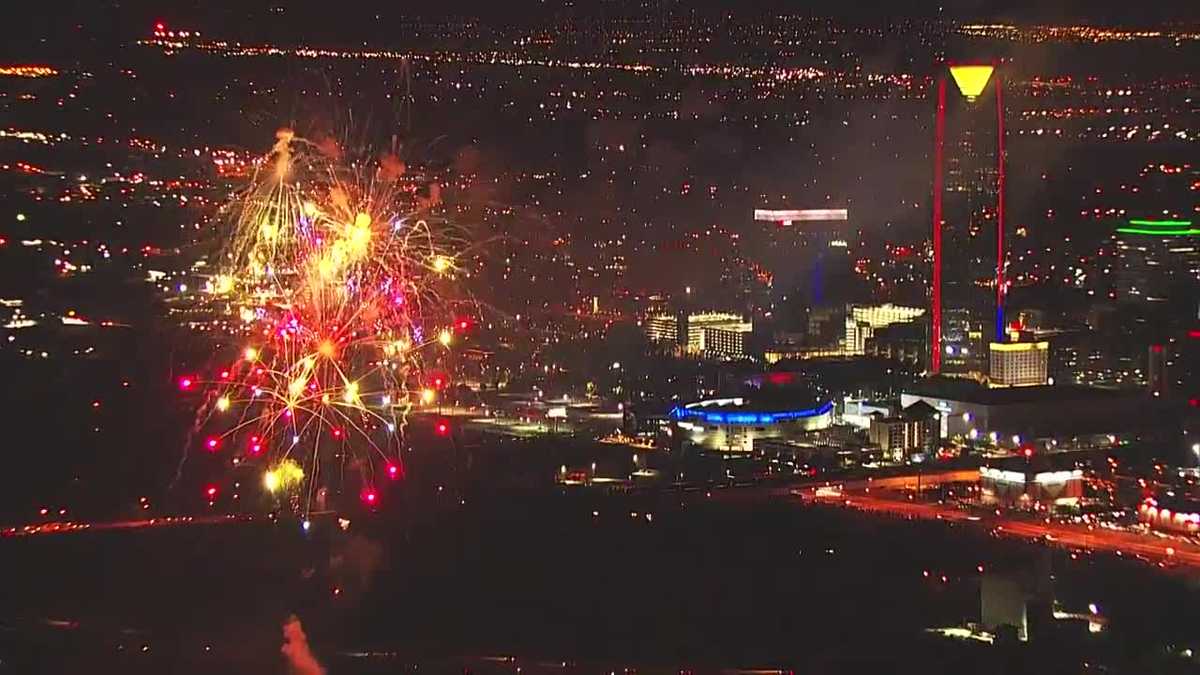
[931, 63, 1007, 375]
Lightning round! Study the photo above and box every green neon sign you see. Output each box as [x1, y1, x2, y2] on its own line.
[1128, 219, 1194, 227]
[1116, 227, 1200, 236]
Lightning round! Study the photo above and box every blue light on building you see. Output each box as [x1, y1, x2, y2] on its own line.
[670, 400, 833, 425]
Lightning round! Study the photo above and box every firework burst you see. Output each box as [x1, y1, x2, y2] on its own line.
[185, 128, 468, 514]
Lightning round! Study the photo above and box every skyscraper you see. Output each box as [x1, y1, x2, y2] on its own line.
[931, 63, 1007, 376]
[752, 208, 852, 305]
[1113, 219, 1200, 302]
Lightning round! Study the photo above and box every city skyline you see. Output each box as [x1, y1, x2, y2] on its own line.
[0, 3, 1198, 673]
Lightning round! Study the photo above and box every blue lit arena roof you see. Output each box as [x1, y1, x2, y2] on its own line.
[669, 397, 833, 426]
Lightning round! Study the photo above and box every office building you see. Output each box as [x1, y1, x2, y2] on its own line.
[1113, 219, 1200, 303]
[931, 63, 1008, 375]
[867, 401, 942, 462]
[989, 341, 1049, 387]
[752, 208, 853, 302]
[864, 320, 929, 370]
[702, 325, 752, 361]
[645, 312, 752, 359]
[901, 378, 1159, 441]
[843, 303, 925, 355]
[645, 313, 679, 344]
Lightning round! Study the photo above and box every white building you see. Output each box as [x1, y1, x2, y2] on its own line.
[646, 312, 751, 359]
[645, 313, 680, 344]
[989, 341, 1049, 388]
[702, 325, 753, 361]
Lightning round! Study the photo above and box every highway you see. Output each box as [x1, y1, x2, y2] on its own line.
[1, 513, 254, 538]
[810, 489, 1200, 570]
[8, 465, 1200, 574]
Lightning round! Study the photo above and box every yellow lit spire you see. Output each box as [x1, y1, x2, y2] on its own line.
[949, 64, 994, 100]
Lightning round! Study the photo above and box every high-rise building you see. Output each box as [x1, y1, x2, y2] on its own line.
[931, 63, 1008, 375]
[752, 208, 852, 303]
[843, 303, 925, 354]
[644, 313, 679, 344]
[1113, 219, 1200, 303]
[864, 321, 929, 370]
[645, 311, 751, 358]
[989, 341, 1049, 388]
[702, 325, 753, 361]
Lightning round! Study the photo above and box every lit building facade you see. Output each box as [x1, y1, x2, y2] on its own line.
[867, 401, 942, 462]
[645, 313, 680, 344]
[980, 465, 1083, 510]
[843, 303, 925, 355]
[645, 312, 751, 359]
[1113, 219, 1200, 303]
[703, 325, 752, 361]
[989, 341, 1049, 387]
[931, 63, 1008, 376]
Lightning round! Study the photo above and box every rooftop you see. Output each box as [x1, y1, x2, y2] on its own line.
[905, 378, 1137, 406]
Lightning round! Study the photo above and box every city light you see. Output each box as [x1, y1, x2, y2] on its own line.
[7, 14, 1200, 665]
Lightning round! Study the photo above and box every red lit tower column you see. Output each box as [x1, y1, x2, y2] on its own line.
[930, 63, 1006, 375]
